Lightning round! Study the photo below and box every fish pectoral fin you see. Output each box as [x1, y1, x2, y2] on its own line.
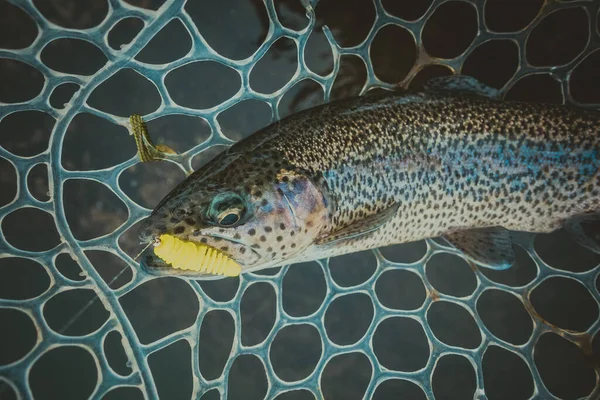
[315, 203, 400, 246]
[423, 75, 499, 99]
[564, 213, 600, 254]
[443, 227, 514, 270]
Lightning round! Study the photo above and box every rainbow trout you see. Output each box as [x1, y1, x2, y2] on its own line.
[138, 76, 600, 277]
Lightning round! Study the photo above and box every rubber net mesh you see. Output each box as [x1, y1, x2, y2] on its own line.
[1, 0, 600, 399]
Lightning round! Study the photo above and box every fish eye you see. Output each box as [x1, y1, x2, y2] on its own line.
[209, 193, 247, 227]
[217, 210, 241, 226]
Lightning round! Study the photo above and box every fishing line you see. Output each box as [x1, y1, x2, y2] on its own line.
[134, 241, 154, 261]
[58, 253, 143, 334]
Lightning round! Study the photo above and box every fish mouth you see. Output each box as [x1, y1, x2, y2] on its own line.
[139, 235, 261, 280]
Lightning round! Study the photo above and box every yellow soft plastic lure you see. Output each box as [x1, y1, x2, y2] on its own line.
[153, 234, 241, 277]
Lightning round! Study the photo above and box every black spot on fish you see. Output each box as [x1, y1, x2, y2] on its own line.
[276, 236, 283, 242]
[291, 243, 296, 248]
[234, 233, 241, 239]
[192, 230, 201, 236]
[280, 245, 285, 250]
[184, 218, 196, 226]
[279, 223, 286, 230]
[261, 199, 269, 206]
[240, 247, 247, 254]
[264, 226, 272, 232]
[267, 247, 273, 252]
[170, 217, 179, 224]
[248, 229, 256, 236]
[260, 236, 266, 242]
[252, 244, 260, 249]
[201, 238, 208, 244]
[174, 226, 185, 234]
[220, 246, 229, 252]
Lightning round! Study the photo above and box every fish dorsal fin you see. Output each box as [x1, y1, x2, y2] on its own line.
[316, 203, 400, 246]
[424, 75, 499, 99]
[443, 227, 514, 270]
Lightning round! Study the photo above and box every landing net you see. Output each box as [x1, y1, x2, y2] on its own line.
[1, 0, 599, 399]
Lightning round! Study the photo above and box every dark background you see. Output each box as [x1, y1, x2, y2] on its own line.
[1, 0, 600, 399]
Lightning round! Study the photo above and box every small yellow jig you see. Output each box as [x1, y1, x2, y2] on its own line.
[153, 234, 241, 277]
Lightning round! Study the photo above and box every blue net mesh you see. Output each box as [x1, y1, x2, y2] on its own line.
[1, 0, 600, 399]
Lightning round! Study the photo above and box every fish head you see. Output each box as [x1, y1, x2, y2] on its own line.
[138, 155, 330, 277]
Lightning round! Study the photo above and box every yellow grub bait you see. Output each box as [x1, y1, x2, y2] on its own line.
[153, 234, 241, 277]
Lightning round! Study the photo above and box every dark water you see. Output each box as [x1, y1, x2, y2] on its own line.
[1, 0, 600, 399]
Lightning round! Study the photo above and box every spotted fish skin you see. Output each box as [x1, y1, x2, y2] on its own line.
[139, 81, 600, 276]
[278, 92, 600, 255]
